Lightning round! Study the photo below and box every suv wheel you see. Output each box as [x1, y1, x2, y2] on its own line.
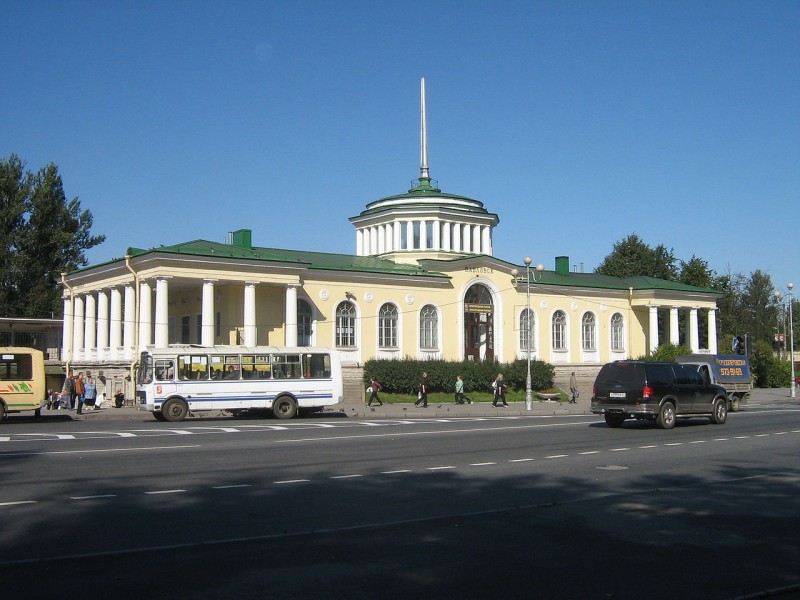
[656, 402, 676, 429]
[710, 397, 728, 425]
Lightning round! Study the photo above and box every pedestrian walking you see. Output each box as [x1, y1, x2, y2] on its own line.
[74, 372, 85, 415]
[454, 375, 465, 404]
[415, 372, 428, 408]
[569, 371, 578, 403]
[492, 373, 508, 407]
[367, 376, 383, 407]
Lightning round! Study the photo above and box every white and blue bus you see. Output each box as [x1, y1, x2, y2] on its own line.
[135, 345, 343, 421]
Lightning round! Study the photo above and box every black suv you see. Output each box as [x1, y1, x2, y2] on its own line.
[591, 361, 728, 429]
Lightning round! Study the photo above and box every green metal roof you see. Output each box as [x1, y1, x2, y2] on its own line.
[125, 240, 448, 279]
[531, 270, 720, 294]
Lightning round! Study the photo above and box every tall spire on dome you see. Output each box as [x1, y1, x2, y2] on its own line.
[420, 77, 430, 181]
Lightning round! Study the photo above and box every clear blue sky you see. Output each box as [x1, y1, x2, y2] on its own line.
[3, 1, 799, 293]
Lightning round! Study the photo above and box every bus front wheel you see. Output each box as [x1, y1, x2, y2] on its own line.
[161, 398, 189, 422]
[0, 402, 7, 422]
[273, 396, 298, 420]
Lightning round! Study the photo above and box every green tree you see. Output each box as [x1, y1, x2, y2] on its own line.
[739, 270, 779, 347]
[0, 155, 105, 318]
[595, 233, 678, 280]
[679, 256, 713, 288]
[0, 155, 28, 314]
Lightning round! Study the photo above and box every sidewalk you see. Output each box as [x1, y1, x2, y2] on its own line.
[60, 398, 593, 421]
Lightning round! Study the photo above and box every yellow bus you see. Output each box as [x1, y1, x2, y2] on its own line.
[0, 347, 46, 421]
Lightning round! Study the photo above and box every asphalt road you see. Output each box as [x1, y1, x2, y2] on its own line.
[2, 392, 799, 599]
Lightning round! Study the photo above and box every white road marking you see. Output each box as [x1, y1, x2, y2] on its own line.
[579, 451, 600, 455]
[469, 462, 497, 466]
[70, 495, 116, 500]
[274, 479, 310, 484]
[330, 474, 363, 479]
[509, 458, 535, 463]
[610, 448, 630, 452]
[638, 445, 658, 449]
[212, 484, 252, 489]
[427, 466, 456, 470]
[545, 454, 569, 459]
[381, 469, 412, 474]
[145, 489, 186, 495]
[0, 500, 36, 506]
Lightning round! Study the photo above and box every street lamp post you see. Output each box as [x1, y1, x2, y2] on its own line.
[789, 282, 796, 399]
[512, 258, 544, 411]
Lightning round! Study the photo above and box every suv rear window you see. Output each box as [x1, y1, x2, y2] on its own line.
[596, 362, 644, 386]
[645, 363, 674, 386]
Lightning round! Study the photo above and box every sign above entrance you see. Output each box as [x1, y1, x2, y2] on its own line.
[465, 303, 493, 313]
[464, 267, 493, 274]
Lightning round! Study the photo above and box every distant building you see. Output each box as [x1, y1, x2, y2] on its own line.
[60, 80, 720, 395]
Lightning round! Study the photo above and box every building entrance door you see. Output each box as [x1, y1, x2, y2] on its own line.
[464, 284, 494, 361]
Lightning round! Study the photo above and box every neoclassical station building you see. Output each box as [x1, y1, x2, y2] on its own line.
[61, 81, 720, 398]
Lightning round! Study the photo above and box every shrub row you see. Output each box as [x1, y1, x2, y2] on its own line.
[363, 358, 555, 394]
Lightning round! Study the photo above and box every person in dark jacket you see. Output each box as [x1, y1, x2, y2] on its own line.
[415, 372, 428, 408]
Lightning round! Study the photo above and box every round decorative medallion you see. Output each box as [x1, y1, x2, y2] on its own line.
[601, 304, 608, 312]
[571, 302, 578, 311]
[364, 292, 374, 303]
[540, 301, 548, 309]
[319, 289, 329, 301]
[405, 294, 415, 305]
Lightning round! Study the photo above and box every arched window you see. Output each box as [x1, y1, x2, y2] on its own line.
[552, 310, 567, 350]
[378, 303, 398, 349]
[581, 313, 597, 351]
[420, 304, 438, 349]
[335, 301, 356, 348]
[520, 308, 535, 351]
[611, 312, 625, 351]
[297, 299, 312, 346]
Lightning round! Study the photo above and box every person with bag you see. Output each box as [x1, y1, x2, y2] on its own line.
[367, 376, 383, 407]
[454, 375, 465, 404]
[569, 371, 579, 403]
[492, 373, 508, 407]
[414, 372, 428, 408]
[83, 375, 97, 411]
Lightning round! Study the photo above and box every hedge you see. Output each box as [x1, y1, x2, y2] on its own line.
[362, 358, 555, 394]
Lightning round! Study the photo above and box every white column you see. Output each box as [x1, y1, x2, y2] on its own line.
[453, 223, 461, 252]
[285, 284, 298, 346]
[356, 229, 363, 256]
[482, 226, 492, 256]
[406, 221, 414, 250]
[97, 290, 109, 361]
[72, 295, 84, 361]
[669, 307, 680, 345]
[472, 225, 481, 253]
[393, 221, 402, 251]
[109, 287, 122, 360]
[84, 293, 96, 360]
[62, 295, 73, 363]
[123, 284, 136, 361]
[442, 221, 451, 251]
[154, 277, 169, 348]
[432, 220, 440, 251]
[463, 224, 471, 252]
[419, 220, 427, 250]
[707, 309, 718, 354]
[243, 282, 257, 347]
[383, 224, 392, 253]
[139, 281, 152, 349]
[648, 305, 659, 354]
[688, 307, 699, 353]
[377, 224, 385, 254]
[201, 279, 216, 346]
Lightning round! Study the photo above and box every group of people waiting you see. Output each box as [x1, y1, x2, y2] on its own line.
[48, 370, 99, 414]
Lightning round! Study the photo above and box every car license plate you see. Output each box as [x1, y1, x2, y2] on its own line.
[609, 392, 626, 398]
